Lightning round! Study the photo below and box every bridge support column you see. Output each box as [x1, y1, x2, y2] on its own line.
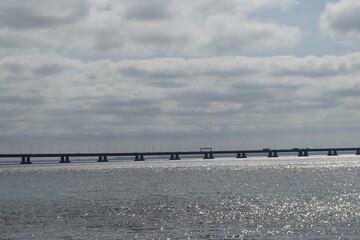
[170, 154, 180, 160]
[356, 150, 360, 155]
[298, 150, 309, 157]
[327, 150, 338, 156]
[20, 157, 26, 164]
[268, 151, 278, 158]
[203, 153, 214, 159]
[65, 156, 70, 163]
[98, 156, 103, 162]
[60, 156, 65, 163]
[103, 156, 108, 162]
[236, 152, 247, 158]
[135, 155, 145, 161]
[26, 156, 32, 164]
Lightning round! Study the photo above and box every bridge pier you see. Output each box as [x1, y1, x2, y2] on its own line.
[356, 150, 360, 155]
[268, 151, 278, 158]
[327, 150, 338, 156]
[203, 153, 214, 159]
[236, 152, 247, 158]
[97, 156, 108, 162]
[298, 150, 309, 157]
[60, 156, 70, 163]
[170, 154, 180, 160]
[135, 155, 145, 161]
[20, 157, 32, 164]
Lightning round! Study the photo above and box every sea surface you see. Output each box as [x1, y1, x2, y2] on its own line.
[1, 155, 360, 239]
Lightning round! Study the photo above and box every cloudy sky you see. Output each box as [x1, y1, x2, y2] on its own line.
[1, 0, 360, 153]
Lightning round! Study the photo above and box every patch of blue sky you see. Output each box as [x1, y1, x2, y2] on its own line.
[248, 0, 356, 57]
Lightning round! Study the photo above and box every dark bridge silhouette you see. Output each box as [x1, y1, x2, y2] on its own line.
[1, 147, 360, 164]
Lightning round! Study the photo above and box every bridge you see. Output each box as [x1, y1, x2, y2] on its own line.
[0, 147, 360, 164]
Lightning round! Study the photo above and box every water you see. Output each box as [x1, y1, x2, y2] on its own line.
[1, 155, 360, 239]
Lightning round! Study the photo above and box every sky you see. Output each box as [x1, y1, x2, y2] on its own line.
[1, 0, 360, 153]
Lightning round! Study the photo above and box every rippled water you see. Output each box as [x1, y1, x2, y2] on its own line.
[1, 155, 360, 239]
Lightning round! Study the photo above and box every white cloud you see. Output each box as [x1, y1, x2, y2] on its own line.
[320, 0, 360, 39]
[0, 0, 301, 58]
[1, 53, 360, 143]
[2, 0, 360, 150]
[0, 0, 90, 29]
[192, 0, 298, 15]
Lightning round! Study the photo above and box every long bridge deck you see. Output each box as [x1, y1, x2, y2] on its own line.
[1, 147, 360, 164]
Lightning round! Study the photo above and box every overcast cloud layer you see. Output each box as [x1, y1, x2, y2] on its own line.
[1, 0, 360, 152]
[0, 0, 302, 58]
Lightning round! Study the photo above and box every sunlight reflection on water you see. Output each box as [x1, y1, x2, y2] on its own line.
[1, 155, 360, 239]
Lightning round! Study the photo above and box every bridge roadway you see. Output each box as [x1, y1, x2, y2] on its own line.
[1, 147, 360, 164]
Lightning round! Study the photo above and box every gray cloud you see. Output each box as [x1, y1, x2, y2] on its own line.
[2, 0, 360, 150]
[320, 0, 360, 38]
[269, 54, 360, 78]
[0, 34, 27, 49]
[92, 98, 162, 117]
[134, 34, 185, 48]
[3, 62, 26, 74]
[0, 95, 43, 105]
[328, 86, 360, 98]
[125, 0, 171, 21]
[121, 67, 187, 80]
[0, 0, 301, 58]
[205, 26, 295, 55]
[272, 97, 341, 114]
[33, 64, 66, 77]
[92, 28, 124, 52]
[120, 57, 259, 84]
[171, 89, 273, 105]
[0, 1, 89, 29]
